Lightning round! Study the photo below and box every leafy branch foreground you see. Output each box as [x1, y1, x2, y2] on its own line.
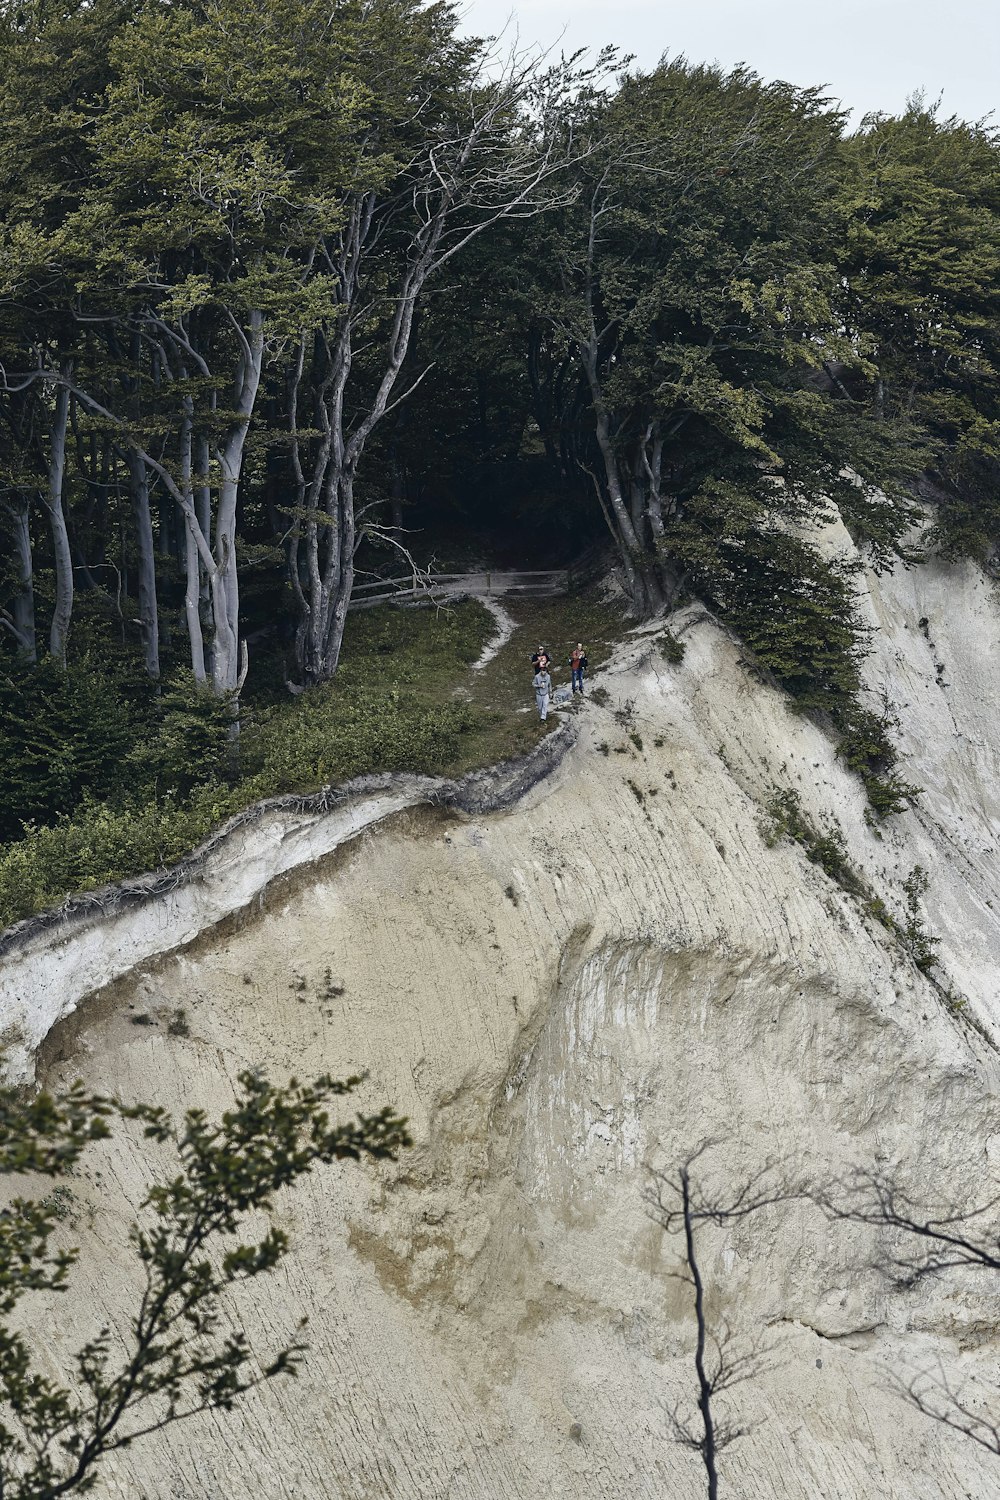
[0, 1069, 409, 1498]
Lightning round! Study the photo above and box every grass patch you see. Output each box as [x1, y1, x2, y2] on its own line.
[0, 590, 627, 930]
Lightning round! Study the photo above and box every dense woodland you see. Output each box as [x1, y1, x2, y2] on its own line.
[2, 0, 1000, 920]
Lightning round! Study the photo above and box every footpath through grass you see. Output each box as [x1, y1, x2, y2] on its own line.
[0, 590, 626, 931]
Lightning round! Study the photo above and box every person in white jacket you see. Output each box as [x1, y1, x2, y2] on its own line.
[532, 666, 552, 721]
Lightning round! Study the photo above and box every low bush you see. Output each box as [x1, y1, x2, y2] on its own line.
[762, 788, 866, 896]
[0, 658, 137, 839]
[836, 701, 921, 818]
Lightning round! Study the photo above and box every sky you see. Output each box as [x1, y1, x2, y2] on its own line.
[456, 0, 999, 126]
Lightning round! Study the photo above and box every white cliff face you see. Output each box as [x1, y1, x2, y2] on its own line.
[5, 537, 1000, 1498]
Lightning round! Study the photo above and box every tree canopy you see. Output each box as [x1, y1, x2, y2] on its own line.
[2, 1, 999, 906]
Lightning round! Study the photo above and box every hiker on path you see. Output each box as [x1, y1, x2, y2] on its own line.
[531, 644, 550, 673]
[532, 663, 552, 722]
[569, 642, 588, 695]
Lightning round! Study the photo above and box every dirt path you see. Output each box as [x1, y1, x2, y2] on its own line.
[471, 597, 516, 671]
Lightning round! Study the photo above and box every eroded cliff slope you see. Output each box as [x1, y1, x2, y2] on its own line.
[6, 531, 1000, 1498]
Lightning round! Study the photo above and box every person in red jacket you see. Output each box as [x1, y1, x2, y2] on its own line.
[569, 642, 588, 694]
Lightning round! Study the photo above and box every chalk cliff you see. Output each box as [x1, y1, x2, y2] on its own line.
[5, 526, 1000, 1498]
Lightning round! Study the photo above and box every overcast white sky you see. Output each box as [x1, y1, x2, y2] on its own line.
[457, 0, 998, 125]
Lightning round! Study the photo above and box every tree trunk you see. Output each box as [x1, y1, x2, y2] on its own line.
[321, 472, 356, 679]
[681, 1170, 719, 1500]
[208, 312, 263, 698]
[178, 403, 207, 685]
[8, 492, 36, 661]
[592, 407, 663, 615]
[47, 376, 73, 664]
[128, 450, 160, 679]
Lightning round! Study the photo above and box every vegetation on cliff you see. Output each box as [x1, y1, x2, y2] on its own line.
[1, 0, 998, 915]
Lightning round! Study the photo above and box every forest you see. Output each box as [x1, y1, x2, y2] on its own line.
[1, 0, 999, 926]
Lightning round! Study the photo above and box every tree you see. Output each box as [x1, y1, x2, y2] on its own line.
[0, 0, 127, 670]
[816, 1166, 1000, 1459]
[0, 1065, 409, 1497]
[838, 103, 1000, 561]
[644, 1143, 791, 1499]
[57, 0, 362, 698]
[527, 60, 917, 616]
[284, 15, 574, 684]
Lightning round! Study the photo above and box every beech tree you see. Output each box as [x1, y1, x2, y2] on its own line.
[57, 0, 363, 698]
[0, 1066, 409, 1497]
[284, 16, 576, 685]
[526, 61, 917, 616]
[837, 103, 1000, 561]
[0, 0, 119, 669]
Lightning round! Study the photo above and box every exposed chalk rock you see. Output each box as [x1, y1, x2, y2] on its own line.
[5, 534, 1000, 1497]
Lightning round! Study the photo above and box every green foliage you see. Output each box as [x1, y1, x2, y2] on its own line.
[763, 794, 943, 976]
[242, 692, 480, 796]
[836, 702, 921, 818]
[669, 500, 866, 708]
[901, 863, 941, 973]
[839, 105, 1000, 561]
[762, 788, 866, 896]
[0, 659, 135, 841]
[0, 787, 239, 928]
[125, 675, 236, 799]
[658, 630, 686, 665]
[668, 488, 919, 813]
[0, 603, 495, 930]
[0, 1064, 408, 1496]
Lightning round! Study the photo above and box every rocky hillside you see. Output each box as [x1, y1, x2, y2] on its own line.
[4, 525, 1000, 1498]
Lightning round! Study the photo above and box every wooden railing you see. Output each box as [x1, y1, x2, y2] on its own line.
[349, 564, 571, 611]
[347, 543, 610, 612]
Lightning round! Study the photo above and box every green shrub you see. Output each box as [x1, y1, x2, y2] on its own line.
[241, 692, 482, 795]
[0, 658, 136, 839]
[126, 674, 236, 798]
[0, 789, 238, 929]
[762, 788, 866, 895]
[658, 630, 686, 664]
[836, 701, 920, 818]
[901, 864, 940, 973]
[0, 686, 485, 930]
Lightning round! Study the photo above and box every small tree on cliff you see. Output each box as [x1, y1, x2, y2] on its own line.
[0, 1066, 409, 1497]
[644, 1142, 793, 1499]
[816, 1166, 1000, 1459]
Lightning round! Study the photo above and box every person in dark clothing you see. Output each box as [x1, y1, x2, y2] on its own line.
[531, 644, 550, 673]
[569, 642, 588, 694]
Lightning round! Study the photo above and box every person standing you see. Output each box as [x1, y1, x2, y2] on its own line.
[532, 663, 552, 721]
[569, 642, 588, 694]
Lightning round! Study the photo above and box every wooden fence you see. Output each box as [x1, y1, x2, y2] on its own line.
[348, 543, 608, 612]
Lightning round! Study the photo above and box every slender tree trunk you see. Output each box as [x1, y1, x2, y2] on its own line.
[193, 432, 213, 677]
[582, 339, 664, 617]
[681, 1169, 719, 1500]
[208, 312, 262, 698]
[47, 374, 73, 664]
[128, 450, 160, 679]
[5, 492, 37, 661]
[592, 405, 663, 615]
[320, 471, 356, 679]
[178, 403, 207, 684]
